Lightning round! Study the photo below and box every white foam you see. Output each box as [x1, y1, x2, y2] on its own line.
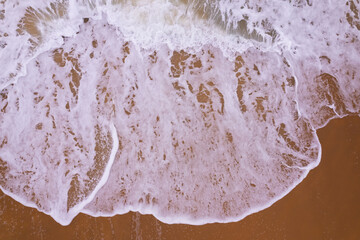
[0, 0, 359, 226]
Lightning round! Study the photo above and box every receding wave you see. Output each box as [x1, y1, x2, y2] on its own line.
[0, 0, 359, 225]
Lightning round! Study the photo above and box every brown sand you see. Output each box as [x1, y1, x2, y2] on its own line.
[0, 116, 359, 240]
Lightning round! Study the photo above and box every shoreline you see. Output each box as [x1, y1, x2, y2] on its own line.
[1, 115, 359, 239]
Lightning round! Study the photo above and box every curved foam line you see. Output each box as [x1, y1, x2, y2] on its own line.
[0, 123, 119, 226]
[58, 123, 119, 225]
[59, 122, 119, 225]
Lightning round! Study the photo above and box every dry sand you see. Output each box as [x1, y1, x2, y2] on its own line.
[0, 115, 359, 240]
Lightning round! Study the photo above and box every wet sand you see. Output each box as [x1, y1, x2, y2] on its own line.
[0, 115, 359, 239]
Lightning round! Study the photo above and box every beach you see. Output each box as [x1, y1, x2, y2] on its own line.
[1, 1, 360, 239]
[1, 115, 359, 239]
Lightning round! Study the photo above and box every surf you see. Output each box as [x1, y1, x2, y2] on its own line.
[0, 0, 359, 226]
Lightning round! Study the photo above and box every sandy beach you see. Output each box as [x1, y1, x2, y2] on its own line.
[1, 2, 359, 239]
[0, 115, 359, 240]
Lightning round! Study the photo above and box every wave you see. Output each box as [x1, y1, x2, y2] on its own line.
[0, 0, 359, 225]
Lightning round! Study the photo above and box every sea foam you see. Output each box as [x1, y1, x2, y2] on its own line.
[0, 0, 359, 225]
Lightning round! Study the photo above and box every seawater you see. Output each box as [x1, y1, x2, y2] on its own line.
[0, 0, 359, 226]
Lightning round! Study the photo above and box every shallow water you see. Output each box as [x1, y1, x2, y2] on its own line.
[0, 116, 359, 239]
[0, 0, 359, 226]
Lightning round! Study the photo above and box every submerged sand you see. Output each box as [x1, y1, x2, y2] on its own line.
[0, 115, 359, 239]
